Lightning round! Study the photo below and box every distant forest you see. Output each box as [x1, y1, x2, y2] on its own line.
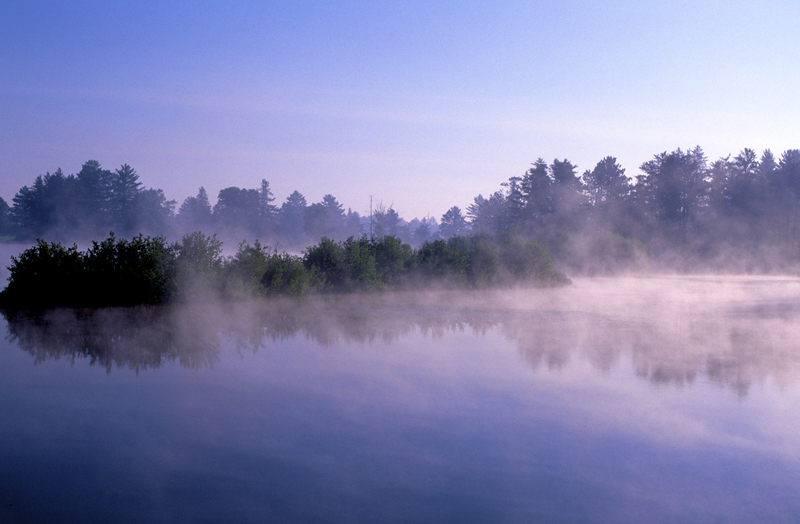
[2, 146, 800, 273]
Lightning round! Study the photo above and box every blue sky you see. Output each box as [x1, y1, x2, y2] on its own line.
[2, 0, 799, 219]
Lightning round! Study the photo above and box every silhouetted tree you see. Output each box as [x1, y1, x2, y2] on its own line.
[257, 179, 278, 238]
[11, 168, 77, 240]
[213, 187, 260, 239]
[518, 159, 553, 231]
[583, 156, 630, 207]
[109, 164, 143, 234]
[278, 191, 308, 243]
[133, 189, 176, 235]
[372, 203, 403, 238]
[771, 149, 800, 254]
[321, 194, 346, 239]
[304, 203, 329, 241]
[440, 206, 468, 238]
[177, 186, 213, 233]
[386, 208, 405, 237]
[0, 197, 12, 238]
[75, 160, 113, 235]
[550, 158, 584, 231]
[636, 147, 708, 251]
[467, 192, 508, 233]
[760, 149, 777, 177]
[343, 209, 363, 239]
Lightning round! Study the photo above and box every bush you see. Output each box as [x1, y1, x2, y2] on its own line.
[0, 231, 569, 310]
[416, 239, 468, 283]
[261, 251, 313, 295]
[0, 240, 84, 309]
[223, 240, 270, 297]
[343, 236, 380, 290]
[463, 233, 498, 286]
[303, 237, 347, 289]
[0, 233, 175, 309]
[372, 235, 414, 285]
[173, 231, 224, 299]
[84, 233, 175, 306]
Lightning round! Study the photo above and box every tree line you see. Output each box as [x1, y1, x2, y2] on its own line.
[0, 231, 567, 310]
[3, 146, 800, 272]
[466, 147, 800, 272]
[0, 161, 425, 248]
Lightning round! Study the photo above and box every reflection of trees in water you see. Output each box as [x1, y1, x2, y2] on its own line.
[4, 292, 800, 396]
[1, 295, 503, 372]
[508, 302, 800, 398]
[3, 307, 222, 372]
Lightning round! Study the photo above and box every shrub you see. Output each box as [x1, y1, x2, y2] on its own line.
[343, 236, 380, 290]
[172, 231, 224, 299]
[303, 237, 346, 289]
[371, 235, 413, 285]
[261, 251, 312, 295]
[0, 239, 84, 309]
[0, 231, 569, 310]
[223, 240, 270, 297]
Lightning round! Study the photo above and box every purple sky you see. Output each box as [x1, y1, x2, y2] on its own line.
[2, 0, 799, 219]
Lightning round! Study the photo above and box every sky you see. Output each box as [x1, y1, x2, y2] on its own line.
[2, 0, 799, 220]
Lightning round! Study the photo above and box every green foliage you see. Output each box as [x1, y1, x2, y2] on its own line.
[461, 233, 499, 286]
[173, 231, 224, 300]
[223, 240, 270, 297]
[371, 235, 413, 285]
[1, 240, 84, 309]
[0, 233, 175, 309]
[174, 231, 223, 274]
[83, 233, 175, 306]
[0, 231, 568, 310]
[0, 197, 13, 238]
[417, 239, 468, 283]
[261, 251, 312, 295]
[495, 234, 560, 283]
[304, 237, 347, 289]
[343, 236, 380, 289]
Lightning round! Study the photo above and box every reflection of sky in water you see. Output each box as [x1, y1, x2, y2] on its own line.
[2, 277, 800, 522]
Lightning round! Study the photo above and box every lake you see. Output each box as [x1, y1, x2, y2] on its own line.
[2, 276, 800, 523]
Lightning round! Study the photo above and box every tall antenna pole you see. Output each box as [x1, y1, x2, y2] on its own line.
[370, 195, 373, 239]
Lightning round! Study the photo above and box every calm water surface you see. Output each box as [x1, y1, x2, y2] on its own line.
[2, 276, 800, 523]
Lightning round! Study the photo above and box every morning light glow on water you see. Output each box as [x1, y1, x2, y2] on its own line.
[3, 276, 800, 523]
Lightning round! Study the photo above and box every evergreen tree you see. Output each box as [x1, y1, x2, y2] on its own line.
[75, 160, 113, 235]
[213, 187, 260, 238]
[467, 192, 508, 233]
[278, 191, 308, 243]
[177, 186, 213, 233]
[133, 189, 176, 235]
[321, 194, 346, 239]
[772, 150, 800, 254]
[110, 164, 143, 234]
[583, 157, 629, 207]
[343, 209, 363, 238]
[518, 159, 553, 230]
[257, 180, 278, 237]
[304, 202, 329, 241]
[0, 197, 13, 238]
[11, 168, 77, 240]
[550, 158, 584, 231]
[637, 147, 708, 250]
[440, 206, 468, 238]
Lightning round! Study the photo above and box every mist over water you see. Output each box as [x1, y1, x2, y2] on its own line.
[3, 277, 800, 522]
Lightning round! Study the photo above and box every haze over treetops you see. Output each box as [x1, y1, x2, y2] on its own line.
[2, 2, 797, 218]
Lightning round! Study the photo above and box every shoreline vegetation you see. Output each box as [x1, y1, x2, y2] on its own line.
[0, 231, 569, 311]
[6, 147, 800, 277]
